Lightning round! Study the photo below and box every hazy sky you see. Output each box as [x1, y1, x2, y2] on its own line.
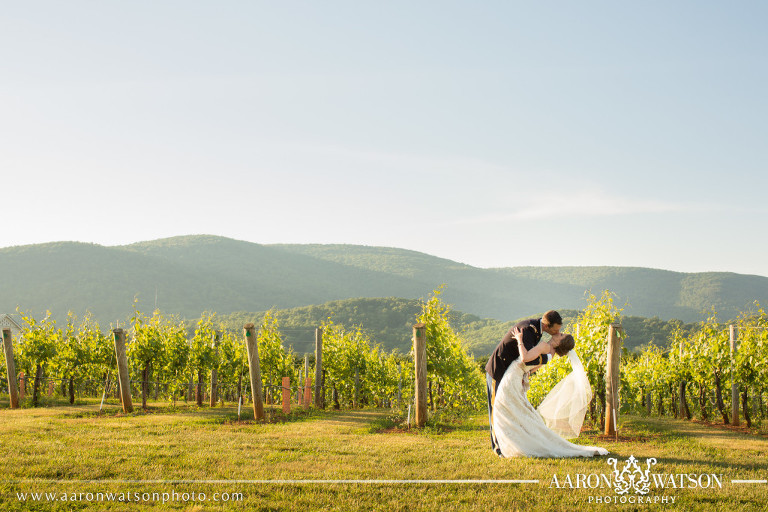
[2, 2, 767, 276]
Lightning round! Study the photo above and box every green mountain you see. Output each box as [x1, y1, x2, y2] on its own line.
[1, 235, 766, 329]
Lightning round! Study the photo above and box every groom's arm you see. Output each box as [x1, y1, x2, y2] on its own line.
[527, 353, 550, 374]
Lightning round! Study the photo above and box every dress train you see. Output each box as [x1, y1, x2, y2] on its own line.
[492, 355, 608, 458]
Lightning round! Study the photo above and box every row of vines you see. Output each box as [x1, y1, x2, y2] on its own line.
[623, 306, 768, 428]
[10, 287, 757, 427]
[527, 291, 768, 430]
[1, 289, 485, 413]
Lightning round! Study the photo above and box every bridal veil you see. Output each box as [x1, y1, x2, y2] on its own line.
[537, 350, 592, 439]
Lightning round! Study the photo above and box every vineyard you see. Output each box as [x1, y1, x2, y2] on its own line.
[3, 288, 768, 435]
[3, 289, 768, 511]
[528, 292, 768, 433]
[622, 306, 768, 428]
[1, 289, 483, 416]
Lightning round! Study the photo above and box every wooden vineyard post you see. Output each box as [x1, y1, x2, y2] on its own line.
[112, 328, 133, 413]
[2, 328, 20, 409]
[730, 325, 739, 427]
[303, 355, 309, 406]
[304, 377, 312, 409]
[196, 371, 204, 406]
[605, 324, 622, 436]
[297, 367, 303, 407]
[19, 372, 26, 401]
[413, 323, 427, 427]
[209, 367, 218, 407]
[354, 368, 360, 408]
[678, 342, 691, 419]
[244, 323, 264, 421]
[314, 327, 323, 409]
[321, 369, 327, 409]
[282, 377, 291, 414]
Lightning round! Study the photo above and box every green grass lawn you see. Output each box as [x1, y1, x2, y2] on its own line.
[1, 399, 767, 511]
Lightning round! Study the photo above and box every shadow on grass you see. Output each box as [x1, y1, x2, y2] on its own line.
[371, 408, 488, 435]
[46, 401, 328, 426]
[628, 415, 768, 444]
[319, 410, 388, 423]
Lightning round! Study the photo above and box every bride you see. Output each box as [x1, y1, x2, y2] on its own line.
[492, 333, 608, 458]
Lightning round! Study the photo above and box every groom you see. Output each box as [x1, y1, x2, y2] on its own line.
[485, 310, 563, 456]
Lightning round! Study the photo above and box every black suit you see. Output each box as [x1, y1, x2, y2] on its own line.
[485, 317, 546, 385]
[485, 317, 548, 456]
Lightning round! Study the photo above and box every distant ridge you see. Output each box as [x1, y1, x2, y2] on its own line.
[1, 234, 767, 326]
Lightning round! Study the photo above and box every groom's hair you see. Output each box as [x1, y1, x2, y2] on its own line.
[555, 335, 575, 357]
[542, 310, 562, 326]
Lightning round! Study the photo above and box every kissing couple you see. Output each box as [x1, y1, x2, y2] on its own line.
[486, 310, 608, 458]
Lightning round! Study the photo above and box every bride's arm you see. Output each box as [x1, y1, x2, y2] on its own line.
[516, 335, 550, 363]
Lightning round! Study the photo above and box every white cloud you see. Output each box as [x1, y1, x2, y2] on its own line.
[451, 189, 697, 225]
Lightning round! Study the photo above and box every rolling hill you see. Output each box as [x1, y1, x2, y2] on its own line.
[1, 235, 767, 330]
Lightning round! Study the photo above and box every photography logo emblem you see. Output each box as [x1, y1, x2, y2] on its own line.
[607, 455, 657, 495]
[549, 454, 724, 505]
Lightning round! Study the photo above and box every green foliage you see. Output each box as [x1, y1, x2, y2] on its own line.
[416, 287, 485, 408]
[217, 329, 247, 395]
[527, 291, 623, 413]
[216, 298, 428, 354]
[16, 309, 61, 406]
[217, 300, 695, 358]
[80, 313, 114, 377]
[622, 301, 768, 426]
[188, 312, 218, 376]
[572, 290, 624, 380]
[257, 311, 296, 390]
[620, 315, 695, 352]
[11, 289, 768, 425]
[322, 320, 378, 406]
[367, 348, 405, 406]
[53, 312, 90, 381]
[734, 303, 768, 393]
[161, 318, 189, 403]
[128, 308, 167, 375]
[623, 344, 671, 413]
[128, 306, 189, 407]
[685, 313, 728, 393]
[47, 312, 115, 402]
[16, 308, 60, 376]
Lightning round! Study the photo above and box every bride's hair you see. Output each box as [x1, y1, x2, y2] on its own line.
[555, 334, 575, 356]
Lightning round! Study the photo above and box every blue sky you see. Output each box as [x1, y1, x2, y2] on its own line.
[2, 2, 767, 275]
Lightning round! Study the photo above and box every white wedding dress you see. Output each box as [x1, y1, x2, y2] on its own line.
[492, 351, 608, 458]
